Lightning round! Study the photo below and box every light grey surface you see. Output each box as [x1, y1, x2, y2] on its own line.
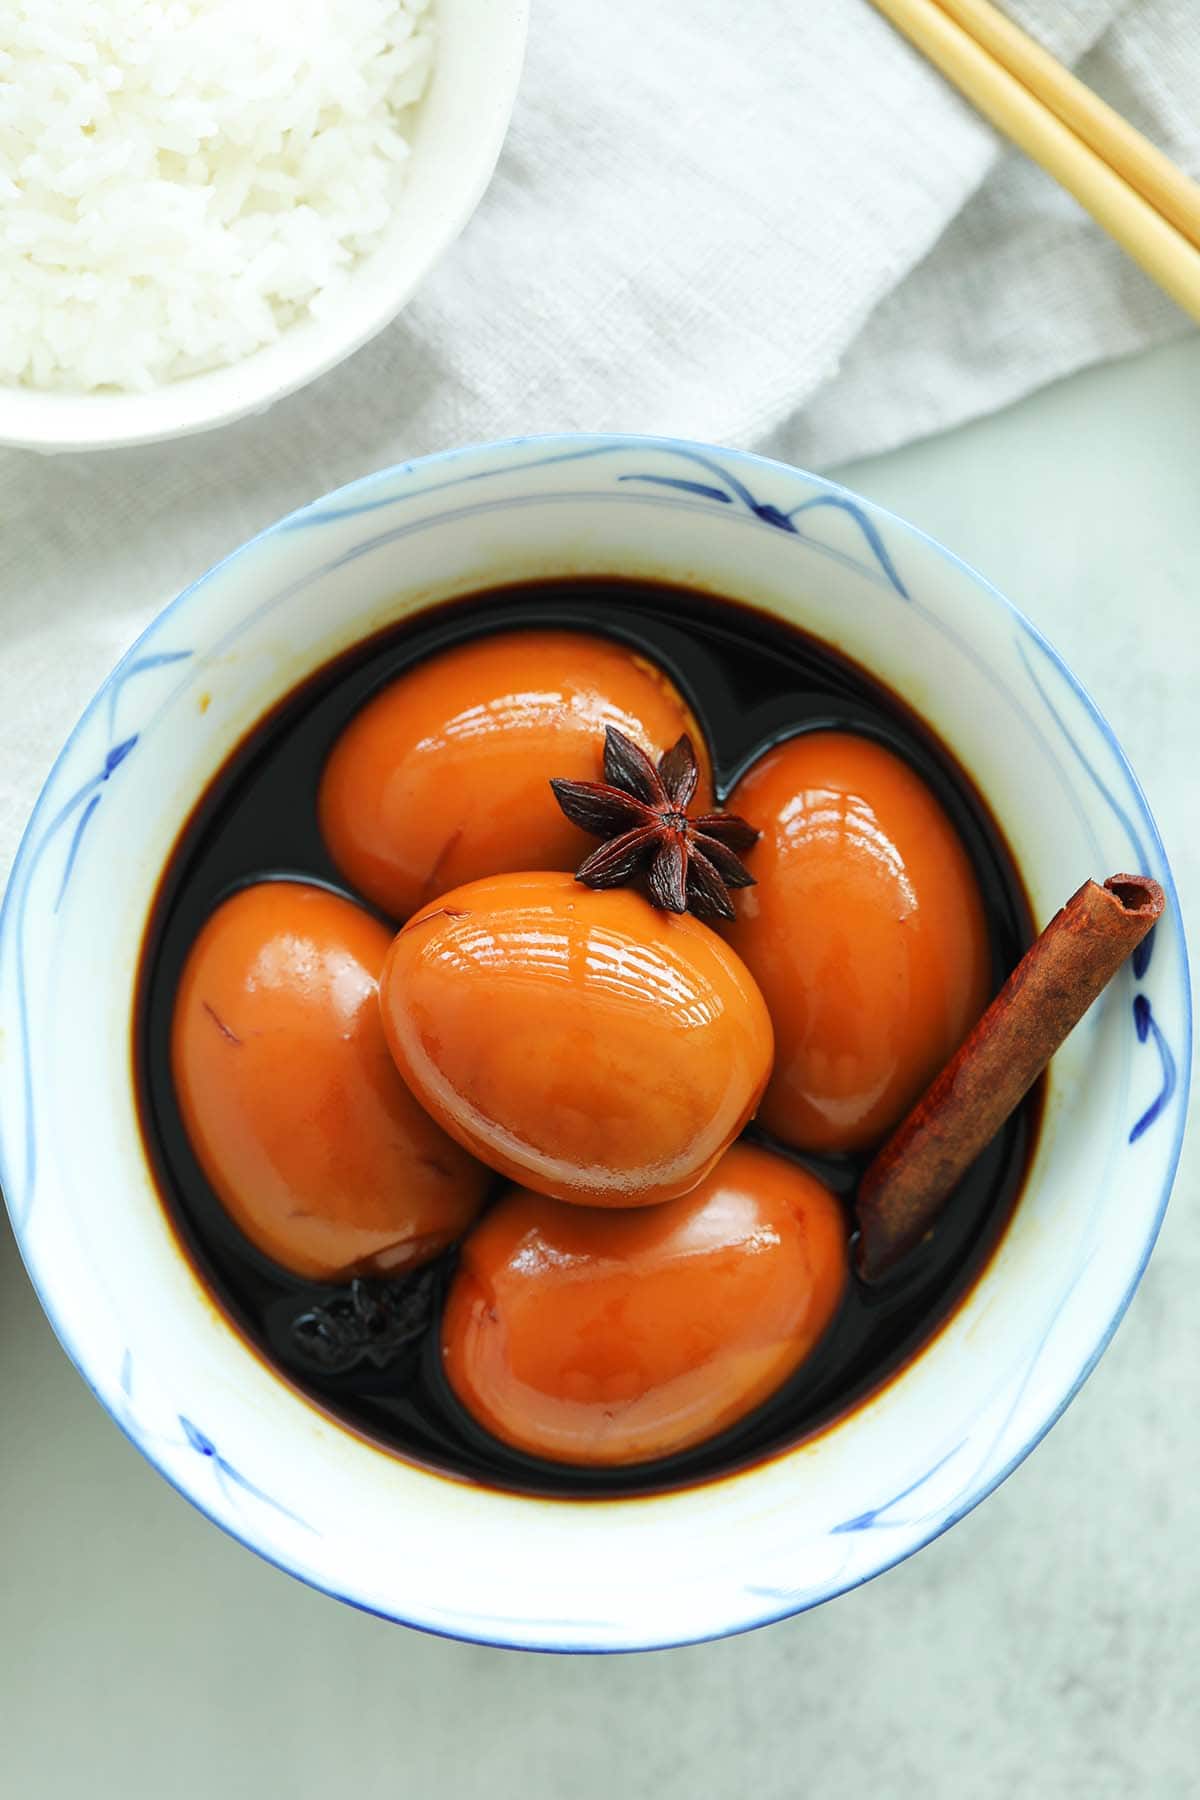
[2, 338, 1198, 1796]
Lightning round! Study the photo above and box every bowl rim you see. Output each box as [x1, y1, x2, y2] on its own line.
[0, 431, 1190, 1651]
[0, 0, 531, 454]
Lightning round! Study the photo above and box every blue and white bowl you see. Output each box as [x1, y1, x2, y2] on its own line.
[0, 436, 1189, 1651]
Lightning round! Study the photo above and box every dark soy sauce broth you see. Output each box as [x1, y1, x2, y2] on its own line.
[135, 579, 1038, 1498]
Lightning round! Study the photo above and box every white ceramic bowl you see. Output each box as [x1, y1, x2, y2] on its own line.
[0, 435, 1189, 1650]
[0, 1, 528, 454]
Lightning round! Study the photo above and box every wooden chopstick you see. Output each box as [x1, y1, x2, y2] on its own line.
[935, 0, 1200, 248]
[869, 0, 1200, 326]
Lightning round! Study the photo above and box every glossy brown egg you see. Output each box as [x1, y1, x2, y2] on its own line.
[318, 630, 713, 921]
[379, 871, 774, 1207]
[171, 882, 490, 1281]
[442, 1142, 848, 1466]
[726, 731, 990, 1153]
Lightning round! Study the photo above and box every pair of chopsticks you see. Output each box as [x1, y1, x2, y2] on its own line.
[869, 0, 1200, 325]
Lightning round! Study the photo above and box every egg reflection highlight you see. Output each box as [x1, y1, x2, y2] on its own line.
[378, 872, 774, 1207]
[442, 1142, 849, 1466]
[727, 731, 990, 1153]
[319, 630, 713, 920]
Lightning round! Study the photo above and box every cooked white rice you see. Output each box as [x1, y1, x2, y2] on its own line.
[0, 0, 434, 392]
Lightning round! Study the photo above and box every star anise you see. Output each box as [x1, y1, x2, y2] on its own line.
[287, 1268, 439, 1376]
[550, 726, 759, 922]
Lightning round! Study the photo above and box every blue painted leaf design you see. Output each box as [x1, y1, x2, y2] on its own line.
[832, 1441, 964, 1533]
[12, 650, 191, 1223]
[785, 494, 910, 599]
[1015, 634, 1151, 896]
[180, 1415, 216, 1456]
[616, 474, 732, 504]
[1130, 995, 1176, 1143]
[178, 1413, 317, 1532]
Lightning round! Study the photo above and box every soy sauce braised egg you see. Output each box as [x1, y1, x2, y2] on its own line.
[442, 1142, 849, 1467]
[379, 872, 774, 1208]
[726, 731, 990, 1154]
[319, 630, 713, 921]
[171, 881, 491, 1282]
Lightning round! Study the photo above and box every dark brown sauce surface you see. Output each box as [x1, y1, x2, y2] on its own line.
[135, 578, 1039, 1498]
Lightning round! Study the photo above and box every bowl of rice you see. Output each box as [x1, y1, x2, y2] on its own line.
[0, 0, 528, 453]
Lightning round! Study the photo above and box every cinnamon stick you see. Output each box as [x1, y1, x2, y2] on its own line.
[855, 873, 1165, 1283]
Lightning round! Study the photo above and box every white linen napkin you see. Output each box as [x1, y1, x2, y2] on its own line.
[1, 0, 1197, 884]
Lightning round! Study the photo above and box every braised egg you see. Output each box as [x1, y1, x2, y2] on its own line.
[726, 732, 989, 1152]
[442, 1142, 848, 1466]
[171, 881, 490, 1281]
[379, 871, 774, 1206]
[319, 630, 712, 920]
